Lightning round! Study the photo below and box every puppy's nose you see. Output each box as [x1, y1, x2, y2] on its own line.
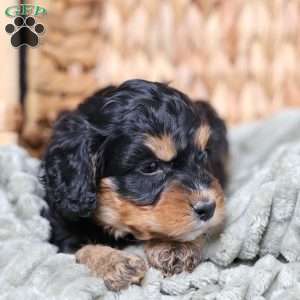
[193, 201, 216, 221]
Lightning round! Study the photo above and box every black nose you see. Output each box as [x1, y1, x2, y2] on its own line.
[194, 202, 216, 221]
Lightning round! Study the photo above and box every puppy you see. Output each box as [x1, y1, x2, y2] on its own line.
[42, 79, 228, 291]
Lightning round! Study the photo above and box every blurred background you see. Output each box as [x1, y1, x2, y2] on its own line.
[1, 0, 300, 156]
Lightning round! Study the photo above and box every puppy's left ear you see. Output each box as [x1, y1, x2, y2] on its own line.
[42, 112, 104, 221]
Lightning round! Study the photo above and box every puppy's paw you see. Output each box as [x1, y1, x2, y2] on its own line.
[76, 245, 147, 291]
[145, 240, 203, 277]
[102, 251, 147, 291]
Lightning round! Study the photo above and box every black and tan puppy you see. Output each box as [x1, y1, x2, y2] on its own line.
[42, 79, 228, 291]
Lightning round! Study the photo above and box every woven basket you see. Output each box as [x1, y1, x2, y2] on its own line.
[23, 0, 300, 150]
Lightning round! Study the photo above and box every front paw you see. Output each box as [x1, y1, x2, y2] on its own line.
[76, 245, 147, 291]
[145, 240, 203, 277]
[103, 251, 147, 291]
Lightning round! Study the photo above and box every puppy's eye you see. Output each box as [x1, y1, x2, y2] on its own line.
[140, 161, 160, 175]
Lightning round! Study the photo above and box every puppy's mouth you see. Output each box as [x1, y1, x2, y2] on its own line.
[131, 207, 225, 242]
[162, 180, 225, 242]
[97, 178, 225, 242]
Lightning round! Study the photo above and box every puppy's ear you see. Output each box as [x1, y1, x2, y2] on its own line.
[42, 112, 103, 221]
[193, 100, 229, 187]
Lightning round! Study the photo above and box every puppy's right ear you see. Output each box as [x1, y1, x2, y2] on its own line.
[42, 112, 102, 221]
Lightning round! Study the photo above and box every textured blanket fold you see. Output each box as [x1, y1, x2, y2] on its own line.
[1, 110, 300, 300]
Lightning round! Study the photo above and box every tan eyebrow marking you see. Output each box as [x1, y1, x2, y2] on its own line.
[144, 134, 177, 162]
[194, 124, 211, 150]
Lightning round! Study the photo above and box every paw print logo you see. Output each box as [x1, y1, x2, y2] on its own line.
[5, 16, 45, 47]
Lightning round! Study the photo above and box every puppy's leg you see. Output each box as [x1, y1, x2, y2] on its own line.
[76, 245, 147, 291]
[145, 238, 204, 276]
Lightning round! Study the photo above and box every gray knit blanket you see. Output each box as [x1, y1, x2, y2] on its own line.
[1, 110, 300, 300]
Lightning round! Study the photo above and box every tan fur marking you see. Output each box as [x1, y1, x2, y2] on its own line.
[94, 179, 133, 238]
[95, 178, 225, 242]
[194, 124, 211, 150]
[76, 245, 147, 291]
[96, 179, 194, 240]
[144, 134, 177, 161]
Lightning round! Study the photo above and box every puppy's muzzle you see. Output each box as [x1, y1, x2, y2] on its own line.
[172, 169, 221, 222]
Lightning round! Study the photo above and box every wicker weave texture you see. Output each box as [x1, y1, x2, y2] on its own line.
[96, 0, 300, 124]
[24, 0, 300, 148]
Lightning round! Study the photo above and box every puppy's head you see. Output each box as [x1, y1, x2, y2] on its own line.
[44, 79, 228, 242]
